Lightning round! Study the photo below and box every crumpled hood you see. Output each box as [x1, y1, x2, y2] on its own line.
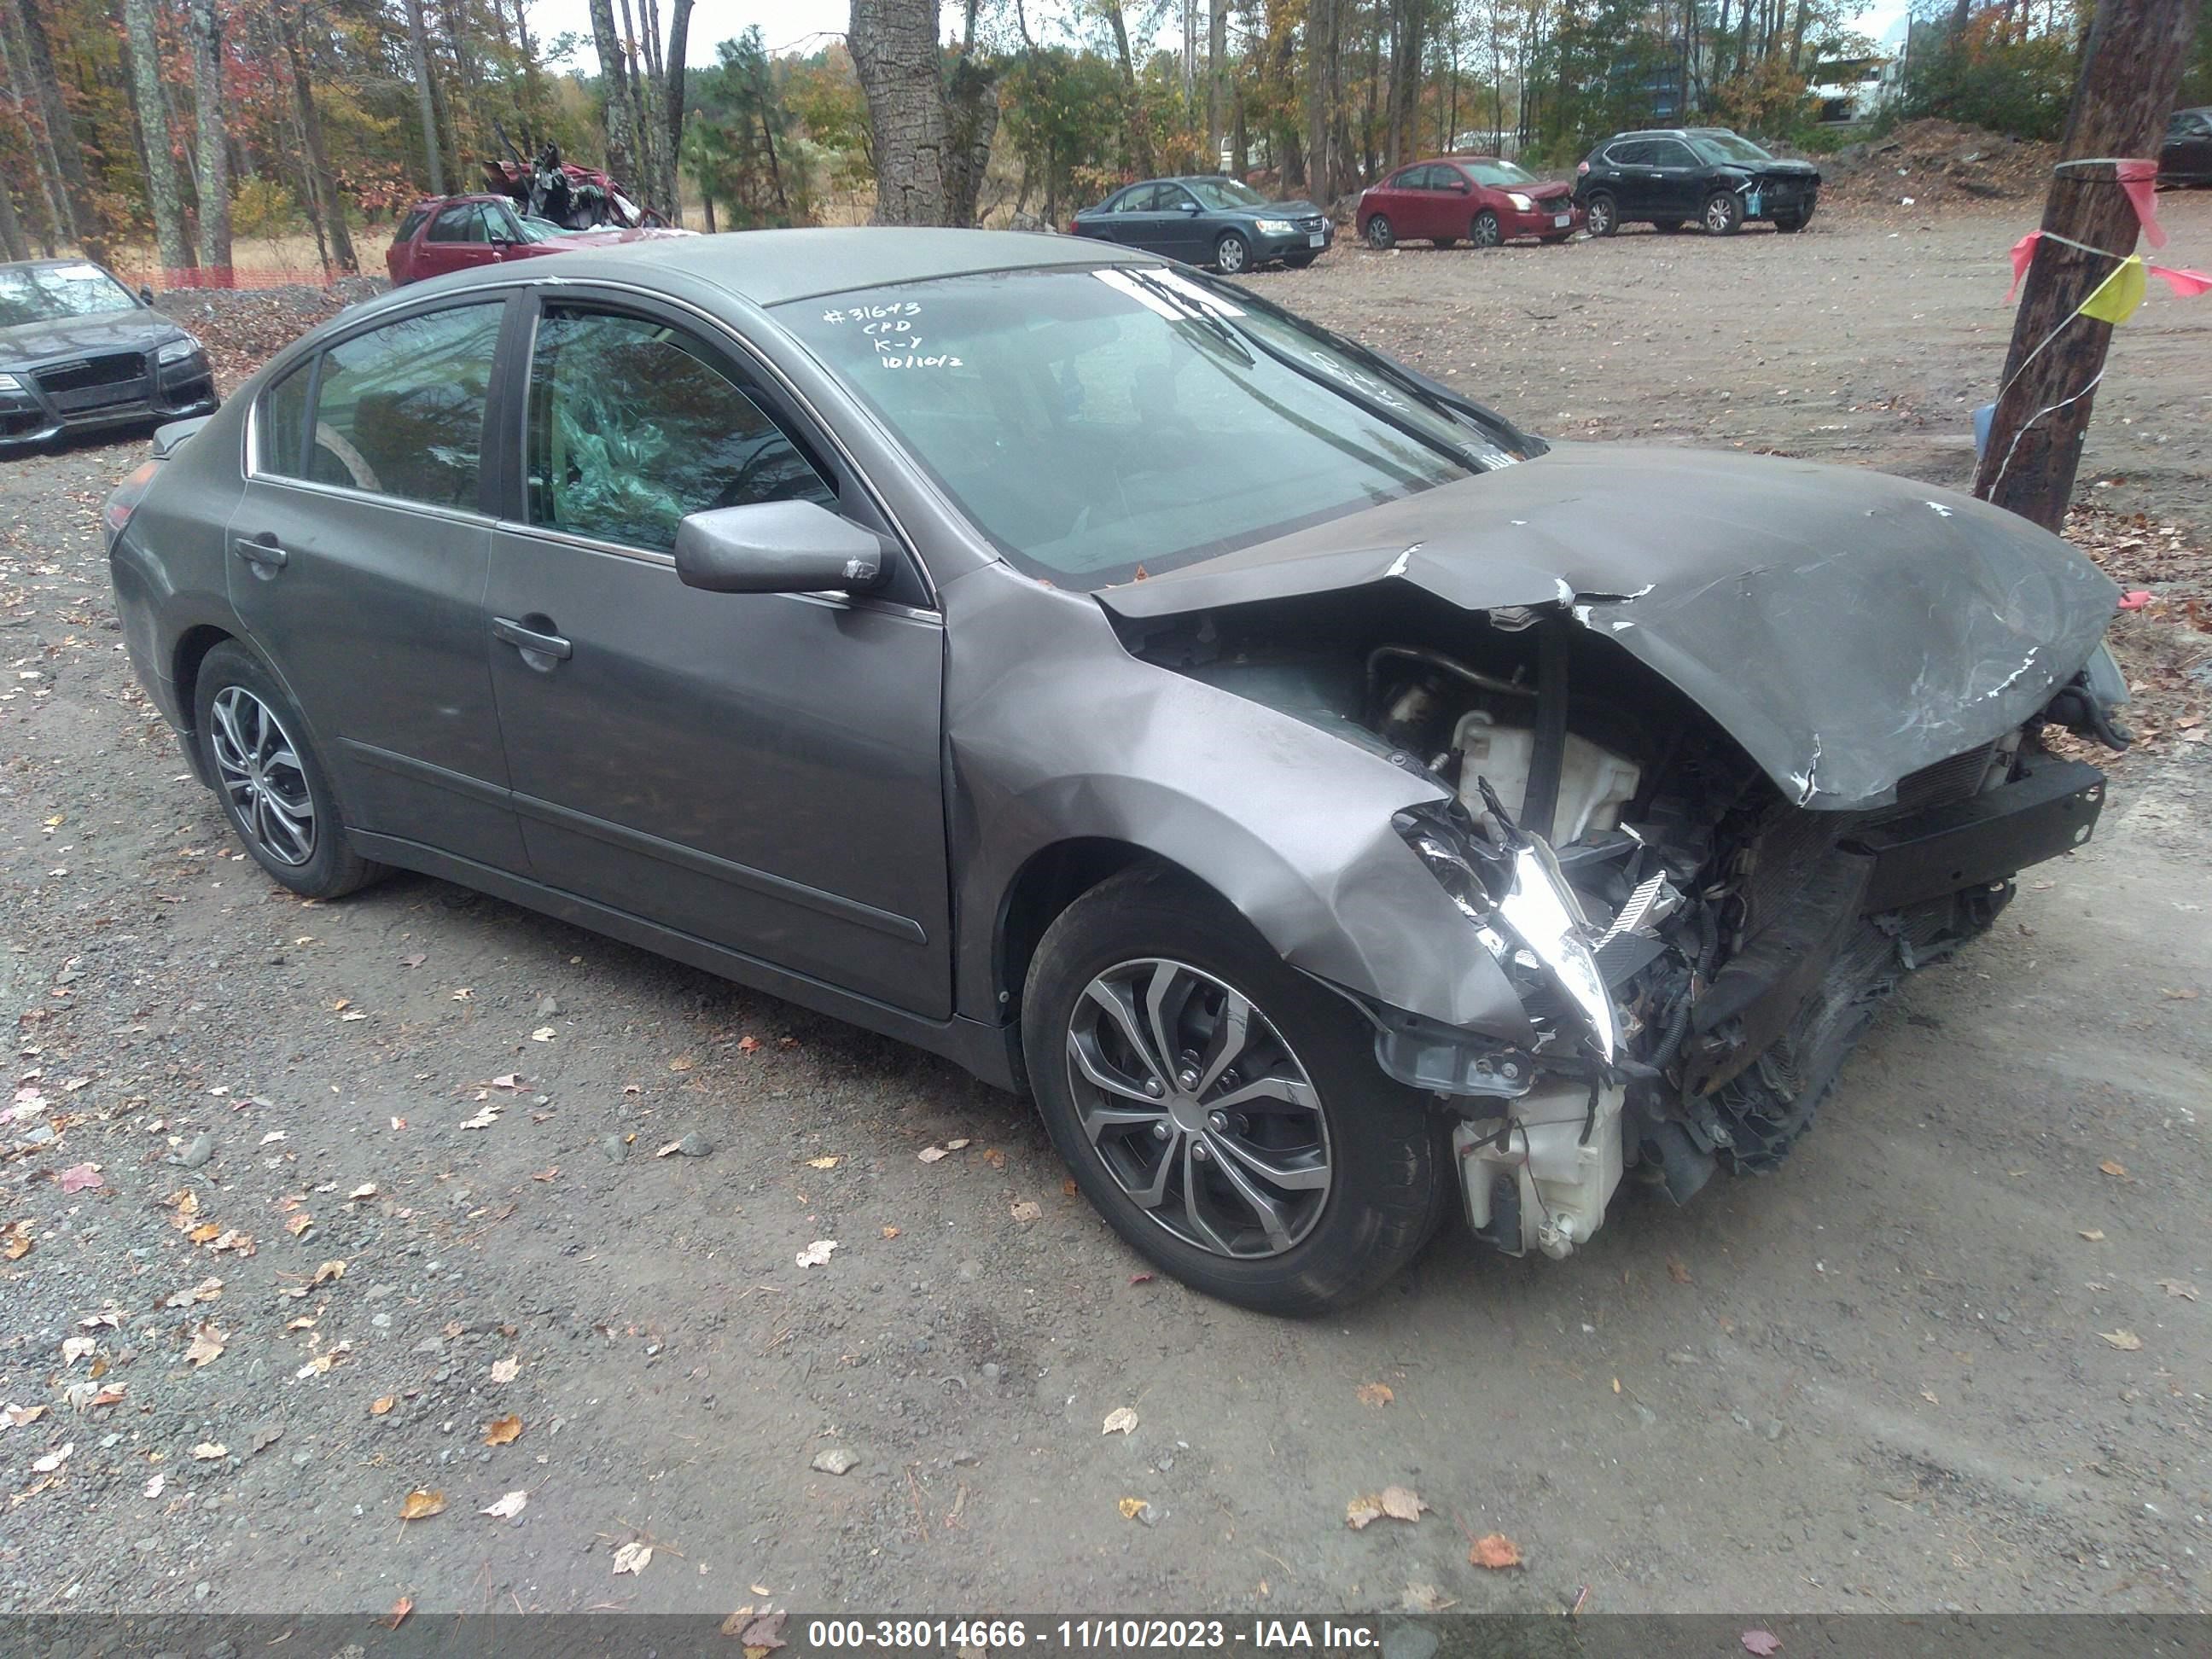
[0, 306, 182, 367]
[1095, 443, 2118, 811]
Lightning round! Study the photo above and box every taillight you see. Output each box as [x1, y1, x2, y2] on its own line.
[102, 458, 160, 543]
[1575, 160, 1589, 174]
[1067, 219, 1079, 235]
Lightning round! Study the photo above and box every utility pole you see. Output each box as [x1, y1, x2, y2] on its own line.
[1972, 0, 2196, 531]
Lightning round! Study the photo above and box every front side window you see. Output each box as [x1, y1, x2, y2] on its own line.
[290, 303, 502, 505]
[428, 203, 484, 243]
[1648, 140, 1700, 167]
[525, 306, 835, 553]
[1115, 185, 1163, 213]
[781, 267, 1532, 590]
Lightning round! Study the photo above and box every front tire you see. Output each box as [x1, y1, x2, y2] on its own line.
[1703, 190, 1745, 236]
[1022, 864, 1442, 1315]
[1583, 192, 1618, 236]
[1773, 206, 1810, 232]
[193, 641, 383, 900]
[1364, 214, 1395, 250]
[1471, 209, 1502, 247]
[1213, 231, 1250, 274]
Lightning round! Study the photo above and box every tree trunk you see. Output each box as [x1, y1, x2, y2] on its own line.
[402, 0, 446, 195]
[124, 0, 195, 281]
[850, 0, 952, 224]
[587, 0, 638, 188]
[663, 0, 695, 218]
[0, 12, 61, 254]
[1972, 0, 2197, 529]
[942, 54, 998, 226]
[1207, 0, 1226, 166]
[1103, 0, 1155, 176]
[0, 172, 27, 261]
[188, 0, 230, 280]
[283, 0, 355, 271]
[14, 0, 104, 259]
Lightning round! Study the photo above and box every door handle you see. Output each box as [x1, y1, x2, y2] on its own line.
[230, 531, 288, 570]
[492, 615, 572, 661]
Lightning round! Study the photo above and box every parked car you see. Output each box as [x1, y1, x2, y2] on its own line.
[105, 230, 2126, 1313]
[386, 194, 688, 286]
[0, 259, 216, 451]
[1069, 177, 1332, 273]
[1574, 128, 1821, 236]
[1357, 156, 1581, 249]
[2162, 107, 2212, 184]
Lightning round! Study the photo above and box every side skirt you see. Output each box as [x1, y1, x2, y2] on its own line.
[347, 830, 1022, 1093]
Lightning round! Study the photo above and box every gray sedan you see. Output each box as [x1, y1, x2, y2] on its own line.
[104, 230, 2127, 1313]
[2, 259, 216, 450]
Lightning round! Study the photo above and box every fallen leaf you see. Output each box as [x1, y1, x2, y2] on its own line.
[806, 1155, 841, 1169]
[3, 1234, 28, 1261]
[917, 1145, 949, 1164]
[387, 1596, 415, 1630]
[186, 1223, 220, 1245]
[738, 1610, 788, 1654]
[31, 1442, 73, 1474]
[480, 1489, 527, 1518]
[371, 1396, 396, 1416]
[737, 1034, 762, 1054]
[5, 1404, 48, 1428]
[346, 1184, 377, 1202]
[1348, 1486, 1427, 1529]
[1666, 1256, 1692, 1284]
[612, 1540, 653, 1575]
[531, 1167, 560, 1182]
[1741, 1632, 1782, 1657]
[311, 1260, 346, 1286]
[530, 1027, 556, 1042]
[945, 1137, 971, 1150]
[2158, 1278, 2199, 1301]
[880, 1225, 899, 1239]
[190, 1441, 226, 1460]
[2100, 1329, 2144, 1351]
[982, 1147, 1006, 1168]
[340, 1010, 368, 1022]
[402, 953, 426, 969]
[184, 1323, 226, 1367]
[143, 1473, 165, 1498]
[1355, 1382, 1394, 1408]
[795, 1239, 838, 1267]
[2078, 1230, 2105, 1242]
[2098, 1159, 2128, 1179]
[1010, 1200, 1042, 1223]
[655, 1139, 684, 1158]
[56, 1163, 102, 1194]
[1117, 1497, 1150, 1520]
[1129, 1272, 1153, 1284]
[483, 1414, 522, 1446]
[399, 1488, 445, 1521]
[1921, 1390, 1940, 1405]
[490, 1355, 521, 1383]
[60, 1336, 96, 1365]
[1102, 1406, 1139, 1436]
[2160, 987, 2199, 1000]
[1470, 1532, 1522, 1569]
[294, 1344, 350, 1378]
[1401, 1583, 1455, 1613]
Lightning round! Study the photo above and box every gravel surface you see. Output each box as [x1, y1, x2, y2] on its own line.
[1, 201, 2207, 1619]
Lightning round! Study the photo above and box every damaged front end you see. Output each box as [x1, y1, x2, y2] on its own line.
[1112, 561, 2127, 1263]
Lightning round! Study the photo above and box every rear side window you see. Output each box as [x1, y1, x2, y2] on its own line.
[524, 306, 835, 554]
[393, 207, 429, 243]
[265, 303, 502, 507]
[1607, 140, 1654, 166]
[256, 359, 311, 476]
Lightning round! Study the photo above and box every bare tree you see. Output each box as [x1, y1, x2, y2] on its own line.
[0, 174, 26, 261]
[1099, 0, 1155, 175]
[188, 0, 230, 279]
[280, 0, 356, 271]
[13, 0, 105, 259]
[123, 0, 195, 281]
[1208, 0, 1226, 166]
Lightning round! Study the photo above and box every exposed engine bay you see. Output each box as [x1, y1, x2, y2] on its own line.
[1115, 582, 2126, 1260]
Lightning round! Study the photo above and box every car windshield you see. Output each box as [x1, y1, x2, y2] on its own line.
[1462, 160, 1537, 187]
[512, 215, 565, 243]
[780, 265, 1533, 589]
[1184, 178, 1267, 211]
[1690, 131, 1774, 165]
[0, 263, 137, 328]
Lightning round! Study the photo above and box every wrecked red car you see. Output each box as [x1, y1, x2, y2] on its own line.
[385, 195, 687, 287]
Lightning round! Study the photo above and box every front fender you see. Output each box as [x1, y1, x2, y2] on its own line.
[943, 562, 1532, 1039]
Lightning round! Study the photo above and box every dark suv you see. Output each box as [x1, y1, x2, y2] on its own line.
[1574, 128, 1819, 236]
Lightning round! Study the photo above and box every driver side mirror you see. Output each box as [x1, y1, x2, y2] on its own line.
[138, 284, 156, 306]
[673, 500, 885, 595]
[1181, 201, 1202, 213]
[1448, 179, 1470, 193]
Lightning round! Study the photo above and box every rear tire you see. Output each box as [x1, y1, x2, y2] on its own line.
[1022, 864, 1442, 1315]
[193, 641, 384, 901]
[1583, 192, 1618, 236]
[1364, 214, 1395, 250]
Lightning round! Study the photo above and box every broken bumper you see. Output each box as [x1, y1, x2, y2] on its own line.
[0, 358, 218, 450]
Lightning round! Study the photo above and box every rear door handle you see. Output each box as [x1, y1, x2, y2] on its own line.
[230, 531, 288, 569]
[492, 615, 572, 661]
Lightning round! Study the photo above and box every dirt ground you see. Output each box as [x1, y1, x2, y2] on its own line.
[2, 196, 2208, 1623]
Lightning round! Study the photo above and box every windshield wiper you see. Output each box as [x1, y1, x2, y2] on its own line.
[1122, 268, 1255, 368]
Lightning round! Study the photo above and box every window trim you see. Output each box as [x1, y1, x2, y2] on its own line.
[243, 291, 515, 522]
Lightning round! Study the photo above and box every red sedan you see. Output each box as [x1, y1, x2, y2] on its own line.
[1356, 158, 1581, 251]
[386, 195, 689, 286]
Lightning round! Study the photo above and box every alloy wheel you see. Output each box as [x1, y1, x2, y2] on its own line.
[1063, 957, 1332, 1260]
[208, 684, 317, 867]
[1365, 215, 1394, 250]
[1474, 211, 1502, 247]
[1586, 195, 1615, 236]
[1216, 234, 1249, 274]
[1705, 193, 1743, 235]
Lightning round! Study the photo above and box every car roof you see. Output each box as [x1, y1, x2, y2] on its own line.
[365, 227, 1155, 311]
[2, 257, 125, 274]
